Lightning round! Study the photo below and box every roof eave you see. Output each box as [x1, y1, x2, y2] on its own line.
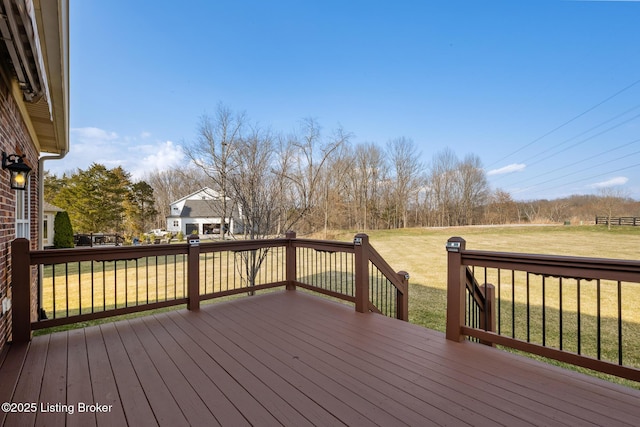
[29, 0, 69, 155]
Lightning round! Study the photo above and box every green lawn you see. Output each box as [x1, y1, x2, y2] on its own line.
[326, 225, 640, 329]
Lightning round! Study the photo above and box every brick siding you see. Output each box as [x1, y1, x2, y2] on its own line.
[0, 71, 40, 352]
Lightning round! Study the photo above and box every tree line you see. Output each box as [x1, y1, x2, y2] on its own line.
[46, 105, 639, 238]
[176, 105, 500, 237]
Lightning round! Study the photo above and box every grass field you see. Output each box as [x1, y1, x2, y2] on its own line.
[322, 225, 640, 329]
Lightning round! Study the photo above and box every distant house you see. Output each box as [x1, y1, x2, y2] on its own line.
[42, 202, 64, 248]
[166, 188, 242, 236]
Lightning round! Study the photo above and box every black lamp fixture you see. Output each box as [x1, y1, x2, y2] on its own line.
[2, 152, 32, 190]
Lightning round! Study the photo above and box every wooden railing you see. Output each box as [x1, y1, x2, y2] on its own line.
[446, 236, 640, 382]
[291, 234, 408, 319]
[11, 232, 408, 342]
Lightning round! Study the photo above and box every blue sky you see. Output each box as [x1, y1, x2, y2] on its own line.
[49, 0, 640, 201]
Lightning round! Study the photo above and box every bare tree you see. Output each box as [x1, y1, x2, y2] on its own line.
[521, 201, 542, 223]
[318, 142, 352, 237]
[429, 148, 458, 226]
[187, 104, 245, 238]
[280, 118, 350, 232]
[598, 187, 630, 230]
[187, 114, 348, 291]
[387, 137, 425, 228]
[456, 154, 489, 225]
[344, 142, 388, 230]
[485, 189, 518, 224]
[230, 126, 280, 239]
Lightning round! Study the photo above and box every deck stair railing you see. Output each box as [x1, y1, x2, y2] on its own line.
[446, 236, 640, 382]
[11, 232, 408, 342]
[290, 233, 408, 319]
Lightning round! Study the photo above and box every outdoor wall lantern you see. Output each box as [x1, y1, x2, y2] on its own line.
[2, 152, 32, 190]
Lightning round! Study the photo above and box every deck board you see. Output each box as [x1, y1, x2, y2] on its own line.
[127, 318, 220, 426]
[231, 295, 563, 426]
[0, 342, 28, 427]
[175, 310, 344, 426]
[66, 329, 96, 427]
[217, 296, 478, 426]
[259, 293, 635, 425]
[4, 335, 49, 427]
[112, 321, 189, 426]
[36, 332, 68, 427]
[2, 290, 640, 427]
[138, 315, 247, 426]
[84, 326, 127, 427]
[246, 293, 615, 425]
[170, 310, 311, 426]
[99, 322, 158, 426]
[157, 312, 280, 426]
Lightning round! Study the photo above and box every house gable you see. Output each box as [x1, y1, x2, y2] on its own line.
[166, 187, 242, 235]
[168, 187, 221, 217]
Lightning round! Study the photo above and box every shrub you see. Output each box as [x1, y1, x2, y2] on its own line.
[53, 211, 74, 248]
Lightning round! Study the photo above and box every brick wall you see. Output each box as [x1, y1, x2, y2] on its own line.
[0, 70, 40, 352]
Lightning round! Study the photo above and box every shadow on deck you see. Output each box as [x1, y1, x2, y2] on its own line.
[1, 290, 639, 426]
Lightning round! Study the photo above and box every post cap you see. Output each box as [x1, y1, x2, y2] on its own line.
[354, 233, 368, 246]
[446, 237, 465, 252]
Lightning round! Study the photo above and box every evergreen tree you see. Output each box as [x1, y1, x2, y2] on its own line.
[53, 211, 74, 248]
[50, 163, 132, 233]
[126, 181, 158, 234]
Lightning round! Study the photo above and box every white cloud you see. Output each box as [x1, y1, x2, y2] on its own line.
[487, 163, 526, 176]
[71, 127, 119, 142]
[46, 127, 185, 180]
[129, 140, 185, 180]
[589, 176, 629, 189]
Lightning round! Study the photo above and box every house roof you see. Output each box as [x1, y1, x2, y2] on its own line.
[0, 0, 69, 154]
[170, 187, 220, 205]
[176, 199, 239, 218]
[43, 201, 63, 212]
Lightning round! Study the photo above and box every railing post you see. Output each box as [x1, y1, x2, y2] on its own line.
[354, 233, 370, 314]
[187, 235, 201, 311]
[446, 237, 466, 342]
[11, 238, 32, 342]
[479, 283, 496, 347]
[285, 231, 297, 290]
[396, 271, 409, 321]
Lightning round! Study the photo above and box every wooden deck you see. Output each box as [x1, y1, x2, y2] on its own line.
[1, 290, 639, 426]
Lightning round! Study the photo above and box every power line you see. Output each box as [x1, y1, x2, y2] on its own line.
[503, 136, 640, 188]
[520, 104, 640, 166]
[513, 161, 640, 197]
[487, 77, 640, 168]
[490, 107, 640, 184]
[513, 146, 640, 191]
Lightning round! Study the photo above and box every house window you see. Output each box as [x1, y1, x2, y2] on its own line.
[16, 183, 30, 239]
[173, 220, 179, 227]
[43, 217, 48, 240]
